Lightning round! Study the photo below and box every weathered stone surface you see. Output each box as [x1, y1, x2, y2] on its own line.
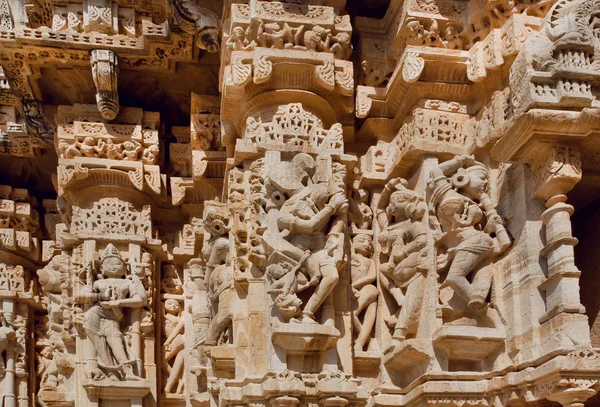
[0, 0, 599, 406]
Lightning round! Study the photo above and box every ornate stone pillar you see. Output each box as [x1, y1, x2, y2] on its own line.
[44, 104, 166, 407]
[533, 146, 586, 324]
[0, 186, 42, 407]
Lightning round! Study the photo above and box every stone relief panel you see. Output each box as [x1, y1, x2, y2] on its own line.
[0, 0, 599, 405]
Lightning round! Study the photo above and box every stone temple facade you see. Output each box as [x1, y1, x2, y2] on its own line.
[0, 0, 599, 406]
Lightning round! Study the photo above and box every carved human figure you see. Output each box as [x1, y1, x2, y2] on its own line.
[377, 178, 429, 340]
[206, 264, 233, 345]
[263, 153, 348, 324]
[428, 156, 511, 313]
[142, 144, 159, 165]
[188, 262, 210, 351]
[202, 203, 233, 345]
[406, 20, 425, 45]
[349, 188, 373, 230]
[80, 136, 98, 157]
[331, 32, 352, 59]
[79, 244, 148, 380]
[163, 299, 185, 394]
[106, 139, 123, 160]
[202, 202, 230, 283]
[350, 234, 378, 352]
[0, 313, 16, 374]
[304, 25, 332, 52]
[444, 24, 464, 49]
[258, 21, 285, 49]
[38, 335, 73, 390]
[227, 26, 256, 50]
[122, 140, 143, 160]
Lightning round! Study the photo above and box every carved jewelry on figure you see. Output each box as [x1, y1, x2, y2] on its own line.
[263, 153, 348, 324]
[429, 156, 511, 326]
[79, 244, 147, 381]
[377, 178, 429, 341]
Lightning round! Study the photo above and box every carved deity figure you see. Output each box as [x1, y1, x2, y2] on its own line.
[202, 203, 233, 346]
[163, 299, 185, 394]
[79, 244, 148, 381]
[377, 178, 429, 341]
[263, 153, 348, 324]
[350, 234, 377, 352]
[428, 156, 511, 320]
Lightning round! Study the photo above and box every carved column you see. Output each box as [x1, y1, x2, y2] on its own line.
[533, 146, 586, 324]
[0, 186, 42, 407]
[47, 104, 166, 407]
[90, 50, 119, 121]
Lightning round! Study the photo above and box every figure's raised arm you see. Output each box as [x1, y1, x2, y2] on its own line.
[377, 178, 403, 229]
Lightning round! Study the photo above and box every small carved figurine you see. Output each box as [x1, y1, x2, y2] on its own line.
[163, 299, 185, 393]
[350, 234, 378, 352]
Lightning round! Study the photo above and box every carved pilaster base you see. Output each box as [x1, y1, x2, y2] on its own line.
[83, 379, 151, 406]
[383, 338, 431, 373]
[272, 321, 340, 354]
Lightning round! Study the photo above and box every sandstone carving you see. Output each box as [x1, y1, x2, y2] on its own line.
[429, 156, 510, 325]
[0, 0, 598, 406]
[377, 178, 429, 341]
[79, 244, 147, 381]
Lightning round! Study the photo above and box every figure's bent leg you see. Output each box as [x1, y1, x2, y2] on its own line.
[355, 301, 377, 352]
[166, 335, 185, 361]
[303, 260, 339, 321]
[356, 285, 378, 314]
[206, 292, 233, 345]
[394, 273, 425, 339]
[165, 353, 185, 393]
[445, 250, 483, 304]
[106, 334, 129, 364]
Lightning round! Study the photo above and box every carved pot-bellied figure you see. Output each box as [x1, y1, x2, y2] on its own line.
[429, 155, 511, 311]
[81, 244, 147, 381]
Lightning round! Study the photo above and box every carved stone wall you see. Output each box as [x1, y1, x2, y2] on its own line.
[0, 0, 599, 406]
